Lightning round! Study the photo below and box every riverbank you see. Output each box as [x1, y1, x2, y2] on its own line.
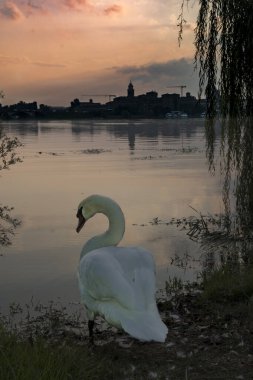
[1, 280, 253, 380]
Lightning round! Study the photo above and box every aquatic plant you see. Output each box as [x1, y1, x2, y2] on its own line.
[0, 206, 21, 248]
[0, 134, 22, 170]
[0, 127, 22, 250]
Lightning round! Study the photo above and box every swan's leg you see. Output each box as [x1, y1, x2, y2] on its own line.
[88, 320, 95, 344]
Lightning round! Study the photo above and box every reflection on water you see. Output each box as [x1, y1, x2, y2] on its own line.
[0, 119, 222, 311]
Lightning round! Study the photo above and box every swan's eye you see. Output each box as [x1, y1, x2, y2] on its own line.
[76, 207, 83, 218]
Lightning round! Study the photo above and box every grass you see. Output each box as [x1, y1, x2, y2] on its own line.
[0, 301, 172, 380]
[202, 263, 253, 302]
[0, 326, 123, 380]
[0, 325, 174, 380]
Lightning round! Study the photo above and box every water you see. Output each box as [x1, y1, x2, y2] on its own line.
[0, 119, 222, 311]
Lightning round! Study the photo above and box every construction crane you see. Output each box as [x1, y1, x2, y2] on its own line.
[167, 85, 186, 97]
[81, 94, 117, 102]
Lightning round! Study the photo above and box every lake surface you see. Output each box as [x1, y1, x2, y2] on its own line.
[0, 119, 222, 312]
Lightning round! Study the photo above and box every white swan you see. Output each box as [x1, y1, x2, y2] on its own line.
[76, 194, 168, 343]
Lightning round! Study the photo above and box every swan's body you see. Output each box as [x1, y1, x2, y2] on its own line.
[76, 194, 168, 342]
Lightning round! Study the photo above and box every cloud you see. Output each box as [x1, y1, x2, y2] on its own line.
[63, 0, 94, 12]
[0, 55, 28, 65]
[0, 0, 49, 20]
[0, 0, 123, 19]
[109, 58, 199, 96]
[63, 0, 123, 16]
[32, 61, 66, 68]
[0, 55, 66, 68]
[25, 1, 49, 16]
[104, 4, 122, 16]
[114, 58, 195, 82]
[0, 1, 23, 20]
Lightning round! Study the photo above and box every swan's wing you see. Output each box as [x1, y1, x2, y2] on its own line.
[113, 246, 157, 309]
[78, 248, 136, 311]
[79, 246, 157, 310]
[78, 247, 168, 341]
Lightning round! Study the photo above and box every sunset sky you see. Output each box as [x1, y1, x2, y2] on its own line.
[0, 0, 199, 106]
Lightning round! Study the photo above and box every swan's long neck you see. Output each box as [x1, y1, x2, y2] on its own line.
[80, 199, 125, 259]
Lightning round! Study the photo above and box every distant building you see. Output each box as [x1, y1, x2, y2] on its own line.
[161, 93, 180, 111]
[9, 101, 37, 112]
[0, 82, 206, 120]
[68, 98, 111, 117]
[2, 101, 39, 118]
[127, 81, 135, 98]
[106, 83, 206, 117]
[70, 98, 102, 111]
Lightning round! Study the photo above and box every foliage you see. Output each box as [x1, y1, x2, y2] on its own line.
[0, 120, 22, 249]
[179, 1, 253, 248]
[179, 0, 253, 118]
[0, 133, 22, 170]
[0, 205, 21, 248]
[0, 90, 22, 170]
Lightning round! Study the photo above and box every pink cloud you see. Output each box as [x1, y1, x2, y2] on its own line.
[0, 1, 23, 20]
[0, 55, 28, 65]
[63, 0, 122, 16]
[24, 1, 49, 16]
[104, 4, 122, 16]
[0, 0, 123, 19]
[63, 0, 94, 12]
[33, 61, 66, 68]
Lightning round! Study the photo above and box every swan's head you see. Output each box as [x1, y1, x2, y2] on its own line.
[76, 194, 104, 233]
[76, 206, 86, 233]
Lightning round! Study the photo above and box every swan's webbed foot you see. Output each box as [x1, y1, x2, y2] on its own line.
[88, 320, 95, 345]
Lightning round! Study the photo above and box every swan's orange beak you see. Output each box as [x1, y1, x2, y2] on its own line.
[76, 207, 86, 233]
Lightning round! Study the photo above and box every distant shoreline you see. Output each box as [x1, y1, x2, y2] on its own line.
[0, 115, 205, 122]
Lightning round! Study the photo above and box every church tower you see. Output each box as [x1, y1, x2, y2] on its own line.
[127, 81, 134, 98]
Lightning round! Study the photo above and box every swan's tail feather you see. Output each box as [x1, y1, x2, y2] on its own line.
[99, 302, 168, 342]
[120, 311, 168, 342]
